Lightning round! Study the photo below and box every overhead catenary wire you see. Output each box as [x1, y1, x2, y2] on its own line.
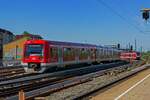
[97, 0, 149, 35]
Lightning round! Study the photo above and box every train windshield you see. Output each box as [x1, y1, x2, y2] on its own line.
[25, 44, 43, 57]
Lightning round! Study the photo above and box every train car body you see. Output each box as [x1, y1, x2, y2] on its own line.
[22, 40, 121, 73]
[120, 51, 137, 61]
[136, 52, 141, 60]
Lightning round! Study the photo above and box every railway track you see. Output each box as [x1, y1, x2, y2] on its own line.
[0, 67, 25, 80]
[0, 61, 145, 100]
[0, 66, 22, 71]
[74, 64, 149, 100]
[0, 61, 130, 99]
[32, 61, 147, 100]
[0, 66, 24, 74]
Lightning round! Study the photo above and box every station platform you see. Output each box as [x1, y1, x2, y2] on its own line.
[91, 67, 150, 100]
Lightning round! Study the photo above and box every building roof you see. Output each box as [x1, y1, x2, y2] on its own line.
[15, 33, 43, 40]
[0, 28, 14, 35]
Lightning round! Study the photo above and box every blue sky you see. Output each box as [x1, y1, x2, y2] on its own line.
[0, 0, 150, 51]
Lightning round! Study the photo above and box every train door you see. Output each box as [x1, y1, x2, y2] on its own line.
[75, 48, 79, 63]
[58, 47, 63, 66]
[96, 47, 101, 62]
[90, 48, 96, 61]
[50, 46, 58, 63]
[96, 48, 99, 61]
[101, 48, 104, 60]
[104, 48, 107, 59]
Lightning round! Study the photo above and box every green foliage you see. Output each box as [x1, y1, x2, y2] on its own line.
[23, 31, 30, 35]
[141, 51, 150, 63]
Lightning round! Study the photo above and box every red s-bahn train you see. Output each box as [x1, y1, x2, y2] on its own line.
[22, 40, 140, 73]
[120, 51, 141, 60]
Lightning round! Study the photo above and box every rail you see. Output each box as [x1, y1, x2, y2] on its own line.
[1, 63, 129, 100]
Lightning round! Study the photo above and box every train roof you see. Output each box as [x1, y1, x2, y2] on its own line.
[25, 39, 122, 50]
[25, 39, 98, 47]
[47, 40, 98, 47]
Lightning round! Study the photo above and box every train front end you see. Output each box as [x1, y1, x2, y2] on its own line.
[22, 40, 48, 73]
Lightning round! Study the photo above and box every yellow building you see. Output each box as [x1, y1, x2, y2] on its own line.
[3, 37, 30, 60]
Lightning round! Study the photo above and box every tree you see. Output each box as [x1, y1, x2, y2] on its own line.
[23, 31, 30, 35]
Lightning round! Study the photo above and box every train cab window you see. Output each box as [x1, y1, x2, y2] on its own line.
[103, 49, 105, 56]
[25, 44, 43, 57]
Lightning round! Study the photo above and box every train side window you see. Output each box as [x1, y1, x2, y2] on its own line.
[64, 48, 70, 57]
[107, 49, 109, 56]
[105, 48, 108, 57]
[110, 49, 113, 56]
[63, 48, 75, 57]
[80, 48, 88, 58]
[110, 50, 112, 56]
[101, 48, 103, 56]
[96, 49, 99, 58]
[98, 48, 100, 56]
[104, 49, 107, 56]
[90, 48, 95, 58]
[75, 48, 79, 56]
[50, 47, 58, 58]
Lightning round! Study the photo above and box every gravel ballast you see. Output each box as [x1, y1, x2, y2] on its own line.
[43, 63, 148, 100]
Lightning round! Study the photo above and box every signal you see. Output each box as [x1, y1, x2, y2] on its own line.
[141, 8, 150, 21]
[142, 11, 149, 20]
